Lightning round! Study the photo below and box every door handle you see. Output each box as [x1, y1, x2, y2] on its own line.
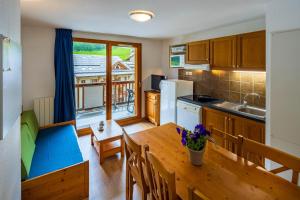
[1, 36, 12, 73]
[2, 67, 12, 72]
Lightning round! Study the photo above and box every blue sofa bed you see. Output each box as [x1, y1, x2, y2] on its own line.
[21, 110, 89, 200]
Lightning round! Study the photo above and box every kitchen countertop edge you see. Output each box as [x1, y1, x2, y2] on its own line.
[177, 97, 265, 124]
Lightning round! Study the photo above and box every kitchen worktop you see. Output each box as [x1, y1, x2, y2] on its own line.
[178, 95, 265, 123]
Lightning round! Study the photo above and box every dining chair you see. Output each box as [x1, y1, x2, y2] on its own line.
[187, 186, 210, 200]
[209, 126, 242, 156]
[238, 135, 300, 185]
[145, 151, 179, 200]
[123, 128, 149, 200]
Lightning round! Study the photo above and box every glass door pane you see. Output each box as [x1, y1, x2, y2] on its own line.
[111, 45, 137, 120]
[73, 41, 107, 128]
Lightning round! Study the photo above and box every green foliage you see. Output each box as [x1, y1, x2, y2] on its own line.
[186, 131, 207, 151]
[112, 47, 132, 60]
[73, 42, 132, 60]
[73, 42, 105, 52]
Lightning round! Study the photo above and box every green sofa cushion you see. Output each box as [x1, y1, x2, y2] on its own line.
[21, 124, 36, 180]
[21, 110, 39, 141]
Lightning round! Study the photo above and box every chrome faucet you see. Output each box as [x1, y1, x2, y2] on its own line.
[242, 93, 261, 107]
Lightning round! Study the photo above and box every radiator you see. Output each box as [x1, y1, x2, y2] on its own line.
[33, 97, 54, 127]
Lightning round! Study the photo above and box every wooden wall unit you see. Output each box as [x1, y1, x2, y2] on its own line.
[237, 30, 266, 70]
[186, 40, 210, 64]
[203, 107, 265, 166]
[210, 36, 237, 70]
[145, 91, 160, 126]
[184, 30, 266, 71]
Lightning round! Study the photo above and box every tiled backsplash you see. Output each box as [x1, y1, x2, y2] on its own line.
[178, 69, 266, 108]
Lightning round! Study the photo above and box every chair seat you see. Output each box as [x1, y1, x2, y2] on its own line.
[29, 125, 83, 179]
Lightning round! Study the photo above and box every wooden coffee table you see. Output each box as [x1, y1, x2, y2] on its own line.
[90, 120, 124, 164]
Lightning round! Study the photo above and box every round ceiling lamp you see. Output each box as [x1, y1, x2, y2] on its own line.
[129, 10, 154, 22]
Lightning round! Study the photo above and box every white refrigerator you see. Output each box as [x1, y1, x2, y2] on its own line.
[160, 79, 193, 125]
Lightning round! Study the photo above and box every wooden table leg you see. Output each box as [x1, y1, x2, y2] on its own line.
[91, 132, 94, 146]
[99, 141, 104, 164]
[121, 137, 124, 157]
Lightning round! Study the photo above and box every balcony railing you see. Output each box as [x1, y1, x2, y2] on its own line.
[75, 81, 135, 112]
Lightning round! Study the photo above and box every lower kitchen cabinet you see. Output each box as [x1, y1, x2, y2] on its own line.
[145, 91, 160, 126]
[203, 107, 265, 165]
[242, 118, 265, 144]
[228, 114, 265, 143]
[202, 108, 228, 132]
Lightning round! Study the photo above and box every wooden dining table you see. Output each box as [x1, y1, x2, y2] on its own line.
[130, 123, 300, 200]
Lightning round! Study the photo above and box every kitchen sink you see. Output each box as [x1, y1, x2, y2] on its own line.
[211, 101, 266, 119]
[235, 106, 266, 118]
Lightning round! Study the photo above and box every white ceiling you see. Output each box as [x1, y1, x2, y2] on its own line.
[21, 0, 269, 39]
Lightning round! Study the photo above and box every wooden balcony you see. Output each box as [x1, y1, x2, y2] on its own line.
[75, 81, 135, 128]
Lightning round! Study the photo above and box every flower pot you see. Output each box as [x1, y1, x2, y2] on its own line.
[188, 148, 205, 166]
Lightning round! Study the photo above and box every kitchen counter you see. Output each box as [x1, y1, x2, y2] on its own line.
[177, 95, 265, 123]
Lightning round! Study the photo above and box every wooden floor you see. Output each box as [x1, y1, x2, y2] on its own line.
[78, 121, 155, 200]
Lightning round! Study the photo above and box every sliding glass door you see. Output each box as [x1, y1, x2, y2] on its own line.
[73, 41, 107, 128]
[111, 44, 137, 120]
[73, 39, 141, 128]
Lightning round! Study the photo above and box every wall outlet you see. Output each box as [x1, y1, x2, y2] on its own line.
[185, 71, 192, 76]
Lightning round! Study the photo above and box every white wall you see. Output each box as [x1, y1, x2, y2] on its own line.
[22, 26, 55, 110]
[22, 26, 164, 117]
[161, 18, 266, 79]
[0, 0, 22, 199]
[265, 0, 300, 173]
[22, 18, 266, 115]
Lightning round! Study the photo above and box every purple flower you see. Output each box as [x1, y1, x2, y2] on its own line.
[194, 124, 203, 130]
[177, 124, 209, 148]
[182, 129, 187, 138]
[176, 127, 181, 134]
[190, 132, 200, 141]
[194, 124, 208, 136]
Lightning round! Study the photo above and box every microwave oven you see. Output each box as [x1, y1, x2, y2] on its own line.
[170, 54, 185, 68]
[170, 44, 185, 68]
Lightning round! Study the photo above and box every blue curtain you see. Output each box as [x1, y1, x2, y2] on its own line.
[54, 28, 75, 123]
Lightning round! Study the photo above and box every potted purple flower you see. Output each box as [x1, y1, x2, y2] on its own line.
[176, 124, 210, 165]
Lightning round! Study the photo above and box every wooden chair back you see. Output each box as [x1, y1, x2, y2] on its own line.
[188, 186, 210, 200]
[123, 128, 149, 199]
[145, 151, 177, 200]
[238, 135, 300, 185]
[209, 126, 241, 156]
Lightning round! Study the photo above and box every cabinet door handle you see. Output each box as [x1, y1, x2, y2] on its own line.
[228, 117, 231, 134]
[224, 116, 228, 133]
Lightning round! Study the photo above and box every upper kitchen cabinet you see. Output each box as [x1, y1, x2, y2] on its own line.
[237, 30, 266, 70]
[210, 36, 237, 70]
[186, 40, 210, 64]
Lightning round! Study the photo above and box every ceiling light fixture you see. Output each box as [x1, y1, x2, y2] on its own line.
[129, 10, 154, 22]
